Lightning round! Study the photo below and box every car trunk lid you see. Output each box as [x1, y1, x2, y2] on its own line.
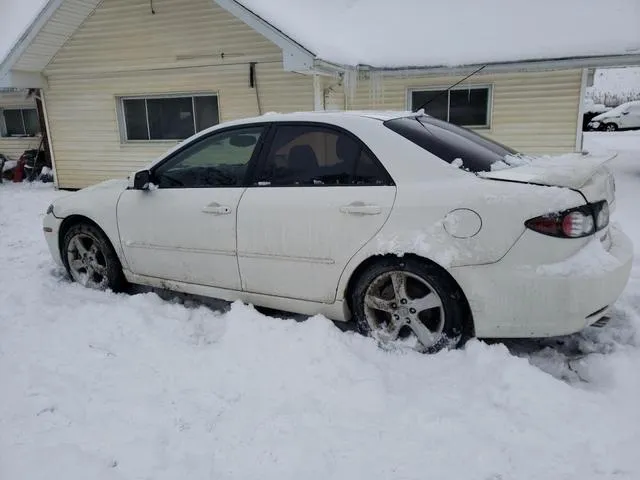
[481, 153, 617, 207]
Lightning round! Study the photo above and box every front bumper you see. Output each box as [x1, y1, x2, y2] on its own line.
[43, 213, 64, 267]
[450, 225, 633, 338]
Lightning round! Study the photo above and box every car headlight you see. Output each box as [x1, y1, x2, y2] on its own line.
[46, 204, 54, 215]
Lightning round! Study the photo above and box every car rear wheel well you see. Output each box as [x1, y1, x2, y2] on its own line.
[343, 253, 475, 337]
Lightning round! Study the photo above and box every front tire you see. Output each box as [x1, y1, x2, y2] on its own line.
[62, 223, 126, 292]
[604, 123, 618, 132]
[350, 257, 470, 353]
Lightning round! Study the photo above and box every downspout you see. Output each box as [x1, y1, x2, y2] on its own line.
[313, 74, 324, 111]
[249, 62, 263, 115]
[37, 88, 58, 188]
[575, 68, 588, 152]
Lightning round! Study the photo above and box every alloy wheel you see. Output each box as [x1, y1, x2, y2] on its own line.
[66, 233, 109, 289]
[363, 270, 445, 351]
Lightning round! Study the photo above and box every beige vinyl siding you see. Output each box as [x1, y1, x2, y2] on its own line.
[332, 69, 582, 155]
[42, 0, 313, 189]
[0, 92, 41, 159]
[0, 137, 40, 160]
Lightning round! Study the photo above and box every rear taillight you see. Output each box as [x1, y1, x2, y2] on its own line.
[594, 200, 609, 230]
[525, 201, 609, 238]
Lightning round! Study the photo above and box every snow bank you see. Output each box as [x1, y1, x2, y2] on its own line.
[238, 0, 640, 68]
[584, 99, 611, 114]
[586, 67, 640, 106]
[584, 130, 640, 155]
[2, 139, 640, 479]
[591, 67, 640, 94]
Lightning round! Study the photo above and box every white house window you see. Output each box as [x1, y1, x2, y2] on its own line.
[410, 86, 491, 128]
[119, 94, 220, 141]
[1, 108, 40, 137]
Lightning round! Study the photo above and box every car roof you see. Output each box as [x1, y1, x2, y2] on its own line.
[234, 110, 424, 127]
[151, 110, 422, 169]
[237, 110, 419, 123]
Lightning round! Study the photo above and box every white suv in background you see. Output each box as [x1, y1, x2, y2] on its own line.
[588, 100, 640, 131]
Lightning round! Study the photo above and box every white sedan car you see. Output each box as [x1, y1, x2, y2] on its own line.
[43, 111, 633, 352]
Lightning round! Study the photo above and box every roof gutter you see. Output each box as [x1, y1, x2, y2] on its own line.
[311, 59, 349, 76]
[312, 53, 640, 78]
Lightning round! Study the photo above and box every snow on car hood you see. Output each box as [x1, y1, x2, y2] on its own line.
[592, 111, 620, 121]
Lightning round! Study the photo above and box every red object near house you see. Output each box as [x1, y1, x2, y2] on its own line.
[12, 157, 26, 182]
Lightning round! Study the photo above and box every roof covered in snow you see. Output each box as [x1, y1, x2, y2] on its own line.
[1, 0, 640, 82]
[235, 0, 640, 68]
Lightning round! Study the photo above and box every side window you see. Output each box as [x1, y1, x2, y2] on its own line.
[256, 125, 390, 186]
[153, 126, 264, 188]
[353, 150, 391, 186]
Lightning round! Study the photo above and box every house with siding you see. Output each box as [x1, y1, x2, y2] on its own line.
[0, 0, 638, 189]
[0, 89, 41, 160]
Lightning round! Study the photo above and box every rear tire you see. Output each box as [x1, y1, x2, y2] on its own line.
[62, 223, 127, 292]
[350, 257, 470, 353]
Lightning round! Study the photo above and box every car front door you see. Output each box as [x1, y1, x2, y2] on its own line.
[236, 123, 396, 303]
[117, 125, 267, 289]
[621, 104, 640, 129]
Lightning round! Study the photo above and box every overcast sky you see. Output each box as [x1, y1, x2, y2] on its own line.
[0, 0, 47, 62]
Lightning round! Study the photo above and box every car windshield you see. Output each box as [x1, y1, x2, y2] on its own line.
[383, 115, 520, 173]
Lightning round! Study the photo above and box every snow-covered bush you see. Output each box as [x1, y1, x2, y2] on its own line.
[587, 90, 640, 108]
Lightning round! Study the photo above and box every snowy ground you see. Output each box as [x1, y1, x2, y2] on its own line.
[1, 132, 640, 480]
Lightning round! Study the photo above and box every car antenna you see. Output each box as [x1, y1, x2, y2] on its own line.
[413, 64, 487, 112]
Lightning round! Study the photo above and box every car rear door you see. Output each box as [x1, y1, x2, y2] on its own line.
[236, 122, 396, 303]
[117, 125, 267, 290]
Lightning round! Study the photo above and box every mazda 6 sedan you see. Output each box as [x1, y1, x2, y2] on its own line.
[43, 111, 633, 352]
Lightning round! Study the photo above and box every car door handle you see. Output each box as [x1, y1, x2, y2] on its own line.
[202, 202, 232, 215]
[340, 202, 382, 215]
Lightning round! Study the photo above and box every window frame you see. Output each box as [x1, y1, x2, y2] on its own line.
[0, 107, 40, 137]
[116, 92, 220, 143]
[406, 84, 493, 129]
[149, 122, 272, 189]
[250, 121, 395, 188]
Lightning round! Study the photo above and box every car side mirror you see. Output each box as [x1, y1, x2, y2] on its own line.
[621, 111, 629, 115]
[133, 170, 151, 190]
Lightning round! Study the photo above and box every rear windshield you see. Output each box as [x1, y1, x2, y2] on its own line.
[383, 115, 518, 172]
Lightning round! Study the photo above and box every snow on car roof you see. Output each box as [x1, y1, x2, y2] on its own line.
[236, 0, 640, 68]
[242, 110, 419, 123]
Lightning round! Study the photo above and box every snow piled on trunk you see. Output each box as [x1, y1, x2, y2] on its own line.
[1, 132, 640, 479]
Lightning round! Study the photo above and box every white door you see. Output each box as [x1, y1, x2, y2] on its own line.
[621, 104, 640, 129]
[237, 124, 396, 303]
[117, 125, 267, 289]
